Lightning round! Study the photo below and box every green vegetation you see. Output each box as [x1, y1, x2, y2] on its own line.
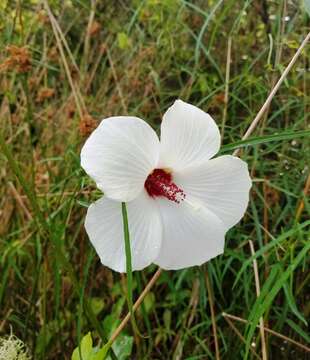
[0, 1, 309, 359]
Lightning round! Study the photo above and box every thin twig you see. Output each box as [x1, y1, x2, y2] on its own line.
[8, 181, 32, 221]
[173, 277, 200, 360]
[106, 48, 127, 112]
[85, 42, 106, 93]
[233, 31, 310, 156]
[48, 10, 87, 113]
[222, 313, 261, 360]
[187, 278, 200, 327]
[222, 313, 310, 353]
[44, 1, 80, 76]
[83, 0, 97, 72]
[221, 36, 232, 139]
[249, 240, 268, 360]
[0, 309, 13, 332]
[44, 0, 85, 119]
[205, 270, 220, 360]
[107, 268, 162, 348]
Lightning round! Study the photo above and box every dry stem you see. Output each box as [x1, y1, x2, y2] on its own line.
[107, 268, 162, 347]
[206, 270, 220, 360]
[249, 240, 268, 360]
[222, 313, 310, 353]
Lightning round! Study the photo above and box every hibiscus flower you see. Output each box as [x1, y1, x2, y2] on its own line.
[81, 100, 251, 272]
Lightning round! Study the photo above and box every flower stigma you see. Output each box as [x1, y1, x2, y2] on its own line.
[144, 168, 186, 203]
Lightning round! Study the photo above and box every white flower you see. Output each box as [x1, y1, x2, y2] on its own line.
[81, 100, 251, 272]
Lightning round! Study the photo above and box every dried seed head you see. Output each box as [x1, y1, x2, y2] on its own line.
[36, 87, 55, 103]
[37, 10, 49, 25]
[0, 45, 31, 73]
[88, 21, 101, 36]
[79, 114, 97, 137]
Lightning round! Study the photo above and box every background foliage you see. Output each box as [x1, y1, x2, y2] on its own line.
[0, 0, 309, 359]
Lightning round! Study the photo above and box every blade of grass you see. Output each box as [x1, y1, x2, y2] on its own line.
[221, 129, 310, 153]
[285, 318, 310, 344]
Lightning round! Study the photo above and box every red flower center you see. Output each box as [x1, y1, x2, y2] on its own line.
[144, 169, 186, 203]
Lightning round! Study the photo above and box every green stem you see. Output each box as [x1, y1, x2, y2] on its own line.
[121, 202, 141, 337]
[121, 202, 134, 315]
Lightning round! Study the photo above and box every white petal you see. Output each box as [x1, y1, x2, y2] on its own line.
[81, 116, 160, 202]
[159, 100, 220, 171]
[174, 155, 252, 230]
[154, 198, 225, 270]
[85, 192, 162, 272]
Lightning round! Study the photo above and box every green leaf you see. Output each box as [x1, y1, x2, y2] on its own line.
[103, 313, 121, 338]
[286, 318, 310, 344]
[117, 32, 131, 49]
[143, 292, 155, 313]
[81, 332, 93, 359]
[282, 282, 307, 325]
[90, 297, 105, 316]
[91, 346, 109, 360]
[163, 309, 171, 330]
[112, 335, 134, 360]
[104, 335, 134, 360]
[72, 332, 93, 360]
[72, 348, 80, 360]
[77, 200, 91, 208]
[72, 333, 111, 360]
